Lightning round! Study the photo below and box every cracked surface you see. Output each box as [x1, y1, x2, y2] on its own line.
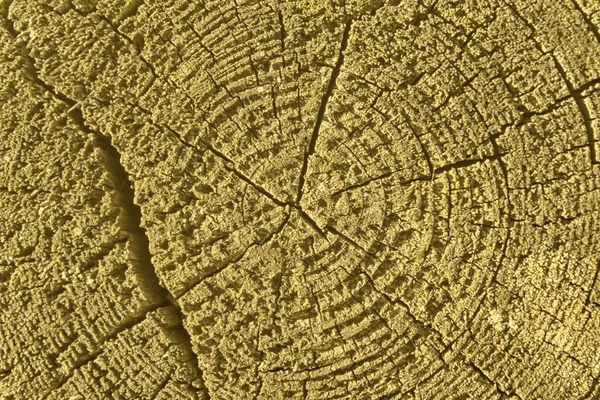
[1, 0, 600, 399]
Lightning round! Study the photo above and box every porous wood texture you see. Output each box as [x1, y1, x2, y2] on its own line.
[1, 0, 600, 399]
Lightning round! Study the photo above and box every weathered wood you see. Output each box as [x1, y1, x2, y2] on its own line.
[1, 0, 600, 398]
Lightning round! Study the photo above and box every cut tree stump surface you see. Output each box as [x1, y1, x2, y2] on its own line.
[1, 0, 600, 399]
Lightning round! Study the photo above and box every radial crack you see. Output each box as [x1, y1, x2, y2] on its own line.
[331, 152, 506, 197]
[551, 57, 599, 165]
[154, 118, 290, 209]
[587, 262, 600, 306]
[48, 303, 169, 395]
[295, 19, 353, 204]
[504, 0, 599, 165]
[467, 360, 523, 399]
[6, 21, 209, 388]
[571, 0, 600, 46]
[175, 210, 291, 299]
[67, 107, 209, 393]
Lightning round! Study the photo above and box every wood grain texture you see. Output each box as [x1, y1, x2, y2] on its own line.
[1, 0, 600, 399]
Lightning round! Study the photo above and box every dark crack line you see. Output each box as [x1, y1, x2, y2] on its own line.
[505, 0, 599, 165]
[514, 77, 600, 126]
[552, 57, 599, 165]
[586, 261, 600, 307]
[277, 9, 287, 54]
[4, 18, 210, 392]
[149, 374, 173, 400]
[154, 118, 291, 208]
[175, 210, 291, 300]
[436, 152, 507, 174]
[579, 377, 600, 400]
[295, 207, 327, 238]
[48, 303, 169, 396]
[72, 108, 211, 394]
[129, 100, 330, 239]
[331, 172, 395, 197]
[165, 124, 331, 241]
[71, 109, 169, 298]
[61, 107, 209, 393]
[401, 110, 435, 177]
[330, 225, 449, 346]
[136, 107, 336, 242]
[295, 19, 353, 204]
[331, 152, 506, 196]
[62, 5, 339, 242]
[358, 269, 448, 346]
[115, 0, 144, 26]
[325, 225, 373, 255]
[571, 0, 600, 47]
[467, 360, 523, 399]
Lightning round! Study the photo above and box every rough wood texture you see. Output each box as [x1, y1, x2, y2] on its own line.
[1, 0, 600, 399]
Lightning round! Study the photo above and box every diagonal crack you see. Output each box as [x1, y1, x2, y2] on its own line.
[136, 103, 333, 241]
[63, 107, 209, 396]
[145, 110, 290, 209]
[401, 110, 435, 177]
[571, 0, 600, 47]
[8, 5, 351, 246]
[115, 0, 144, 27]
[551, 57, 599, 165]
[69, 106, 210, 396]
[48, 303, 169, 395]
[123, 94, 330, 241]
[175, 209, 291, 300]
[324, 225, 373, 255]
[331, 152, 507, 197]
[3, 19, 209, 394]
[504, 0, 599, 166]
[295, 19, 353, 204]
[467, 360, 523, 399]
[330, 227, 449, 344]
[586, 261, 600, 307]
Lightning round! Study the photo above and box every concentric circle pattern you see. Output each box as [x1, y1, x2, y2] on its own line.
[1, 0, 600, 399]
